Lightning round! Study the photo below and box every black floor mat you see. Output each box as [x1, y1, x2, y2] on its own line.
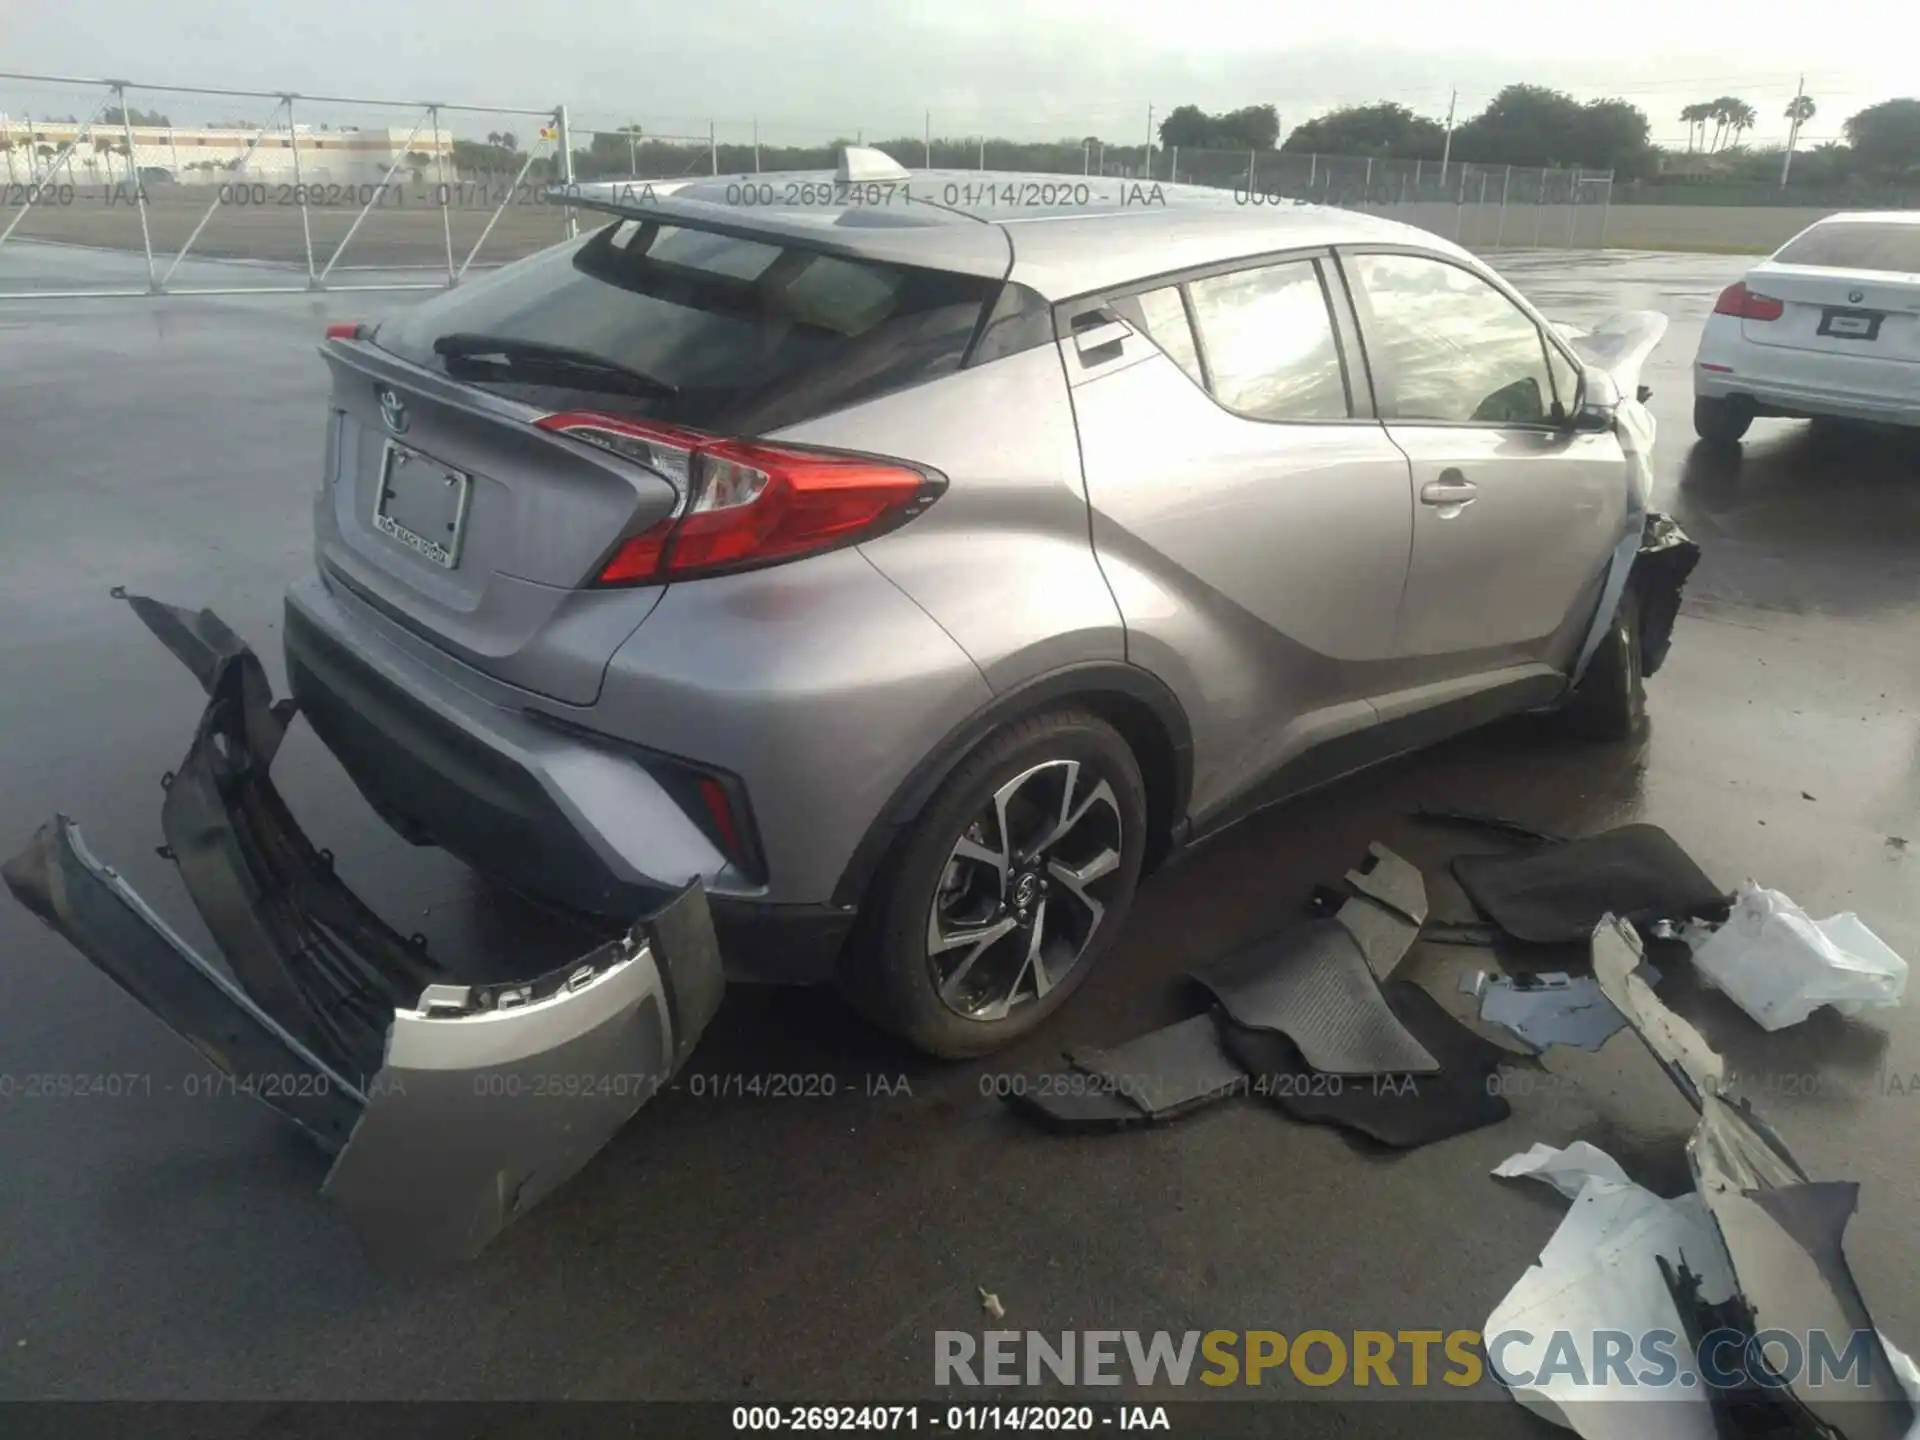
[1004, 1013, 1248, 1132]
[1451, 823, 1726, 944]
[1217, 981, 1514, 1149]
[1191, 919, 1440, 1076]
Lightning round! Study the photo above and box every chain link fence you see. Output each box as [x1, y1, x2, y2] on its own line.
[0, 69, 1620, 298]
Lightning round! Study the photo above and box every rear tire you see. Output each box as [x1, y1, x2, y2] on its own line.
[838, 709, 1147, 1058]
[1694, 395, 1751, 446]
[1561, 587, 1645, 742]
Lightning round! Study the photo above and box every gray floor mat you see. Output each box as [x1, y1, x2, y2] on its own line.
[1191, 919, 1440, 1076]
[1067, 1013, 1249, 1116]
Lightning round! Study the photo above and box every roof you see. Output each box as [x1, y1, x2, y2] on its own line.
[564, 165, 1466, 300]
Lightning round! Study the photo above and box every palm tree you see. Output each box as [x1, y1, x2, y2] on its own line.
[1723, 100, 1758, 150]
[1781, 94, 1818, 184]
[93, 132, 117, 186]
[1679, 102, 1711, 152]
[0, 137, 16, 184]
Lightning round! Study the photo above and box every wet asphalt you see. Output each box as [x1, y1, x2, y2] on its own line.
[0, 244, 1916, 1417]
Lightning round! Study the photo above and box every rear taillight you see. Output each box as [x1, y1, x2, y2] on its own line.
[1713, 282, 1783, 322]
[535, 411, 944, 586]
[324, 321, 364, 340]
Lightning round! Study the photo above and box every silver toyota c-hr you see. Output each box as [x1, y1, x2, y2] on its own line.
[292, 154, 1671, 1058]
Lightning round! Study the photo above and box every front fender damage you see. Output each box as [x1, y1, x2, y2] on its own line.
[3, 593, 724, 1271]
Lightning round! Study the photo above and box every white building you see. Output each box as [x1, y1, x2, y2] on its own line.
[0, 117, 456, 186]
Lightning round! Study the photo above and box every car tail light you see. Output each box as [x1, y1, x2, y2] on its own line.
[1713, 282, 1783, 322]
[324, 321, 364, 340]
[535, 411, 945, 586]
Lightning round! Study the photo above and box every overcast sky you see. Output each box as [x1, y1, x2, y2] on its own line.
[8, 0, 1914, 147]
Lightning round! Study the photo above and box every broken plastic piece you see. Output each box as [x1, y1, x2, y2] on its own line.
[2, 594, 726, 1270]
[1683, 884, 1907, 1032]
[1592, 915, 1726, 1106]
[1492, 1140, 1632, 1199]
[1472, 969, 1639, 1053]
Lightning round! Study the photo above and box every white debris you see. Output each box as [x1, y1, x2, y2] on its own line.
[1493, 1140, 1633, 1199]
[978, 1287, 1005, 1320]
[1684, 884, 1908, 1031]
[1486, 1143, 1735, 1440]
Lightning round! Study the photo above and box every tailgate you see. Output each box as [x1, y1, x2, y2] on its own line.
[1741, 263, 1920, 365]
[319, 345, 679, 706]
[3, 593, 724, 1271]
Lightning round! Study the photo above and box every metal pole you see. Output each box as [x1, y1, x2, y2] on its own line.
[1246, 148, 1255, 191]
[1363, 155, 1373, 204]
[1144, 103, 1153, 179]
[708, 120, 716, 176]
[168, 125, 179, 176]
[458, 140, 543, 279]
[317, 107, 432, 282]
[1439, 87, 1456, 183]
[556, 105, 576, 239]
[115, 84, 159, 292]
[157, 100, 285, 288]
[1309, 153, 1317, 187]
[1781, 73, 1805, 187]
[1532, 170, 1547, 249]
[1599, 174, 1613, 250]
[628, 133, 636, 178]
[1452, 166, 1464, 239]
[1567, 171, 1580, 249]
[284, 94, 317, 288]
[1474, 169, 1488, 248]
[1088, 140, 1094, 176]
[1495, 164, 1510, 247]
[0, 94, 112, 254]
[924, 111, 931, 168]
[978, 134, 984, 171]
[431, 105, 455, 284]
[754, 118, 761, 173]
[1170, 144, 1178, 184]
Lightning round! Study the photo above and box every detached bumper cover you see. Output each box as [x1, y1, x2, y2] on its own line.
[3, 593, 724, 1270]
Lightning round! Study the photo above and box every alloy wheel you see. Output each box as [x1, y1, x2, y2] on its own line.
[925, 758, 1126, 1021]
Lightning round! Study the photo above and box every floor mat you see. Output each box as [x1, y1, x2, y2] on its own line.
[1004, 1014, 1248, 1131]
[1218, 981, 1514, 1148]
[1451, 823, 1726, 944]
[1191, 920, 1440, 1076]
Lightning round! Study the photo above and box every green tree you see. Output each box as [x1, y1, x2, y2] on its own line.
[1844, 97, 1920, 173]
[1158, 102, 1279, 151]
[1281, 102, 1445, 158]
[1679, 102, 1713, 152]
[103, 105, 171, 127]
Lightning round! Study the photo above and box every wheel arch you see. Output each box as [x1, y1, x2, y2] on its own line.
[827, 663, 1193, 911]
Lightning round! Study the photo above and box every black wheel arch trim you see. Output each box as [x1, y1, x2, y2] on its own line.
[828, 662, 1193, 911]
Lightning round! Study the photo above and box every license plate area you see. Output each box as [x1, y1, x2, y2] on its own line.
[373, 441, 472, 569]
[1817, 308, 1883, 341]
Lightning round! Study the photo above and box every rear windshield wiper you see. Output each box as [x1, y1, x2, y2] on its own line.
[431, 332, 680, 400]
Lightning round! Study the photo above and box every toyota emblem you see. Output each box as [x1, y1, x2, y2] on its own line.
[378, 387, 409, 435]
[1848, 289, 1864, 304]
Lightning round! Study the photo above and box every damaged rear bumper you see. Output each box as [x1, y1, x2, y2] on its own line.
[2, 594, 724, 1270]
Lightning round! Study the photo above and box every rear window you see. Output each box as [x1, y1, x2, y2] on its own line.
[374, 219, 1006, 433]
[1774, 222, 1920, 274]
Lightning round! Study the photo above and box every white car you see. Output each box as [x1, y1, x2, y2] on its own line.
[1693, 210, 1920, 445]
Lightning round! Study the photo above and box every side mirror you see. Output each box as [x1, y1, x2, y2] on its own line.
[1563, 366, 1619, 432]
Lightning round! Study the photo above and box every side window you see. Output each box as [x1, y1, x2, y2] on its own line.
[1123, 286, 1206, 388]
[1350, 253, 1556, 425]
[1185, 260, 1350, 421]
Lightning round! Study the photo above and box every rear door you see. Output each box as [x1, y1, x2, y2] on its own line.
[1340, 248, 1625, 673]
[1063, 251, 1420, 818]
[322, 218, 1003, 703]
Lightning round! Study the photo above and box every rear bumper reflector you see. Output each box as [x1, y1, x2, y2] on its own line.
[3, 591, 725, 1272]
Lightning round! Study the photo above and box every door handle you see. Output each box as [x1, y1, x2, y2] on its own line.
[1420, 477, 1478, 508]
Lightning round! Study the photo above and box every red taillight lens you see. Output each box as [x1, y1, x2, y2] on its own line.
[535, 412, 941, 586]
[695, 775, 744, 862]
[324, 321, 363, 340]
[1713, 282, 1783, 322]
